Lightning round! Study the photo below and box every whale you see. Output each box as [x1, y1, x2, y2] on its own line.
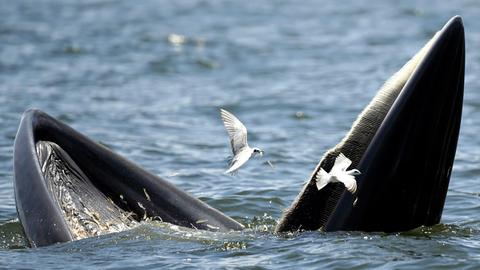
[13, 16, 465, 247]
[14, 109, 244, 247]
[276, 16, 465, 233]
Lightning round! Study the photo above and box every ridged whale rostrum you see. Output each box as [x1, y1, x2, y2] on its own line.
[276, 16, 465, 233]
[13, 16, 465, 247]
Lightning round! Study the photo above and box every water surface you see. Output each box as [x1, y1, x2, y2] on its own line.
[0, 0, 479, 269]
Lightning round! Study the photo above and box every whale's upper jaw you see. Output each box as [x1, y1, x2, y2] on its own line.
[276, 16, 465, 233]
[325, 16, 465, 232]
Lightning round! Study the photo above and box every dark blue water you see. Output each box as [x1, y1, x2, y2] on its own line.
[0, 0, 479, 269]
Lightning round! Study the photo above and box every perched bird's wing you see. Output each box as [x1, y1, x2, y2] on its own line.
[225, 149, 252, 174]
[220, 109, 248, 155]
[315, 168, 331, 191]
[331, 152, 352, 173]
[335, 173, 358, 194]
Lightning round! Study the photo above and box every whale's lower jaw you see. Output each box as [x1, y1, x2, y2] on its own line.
[276, 16, 465, 233]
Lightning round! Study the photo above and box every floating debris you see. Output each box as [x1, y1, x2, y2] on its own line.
[143, 188, 151, 202]
[266, 160, 274, 169]
[168, 171, 180, 177]
[196, 58, 219, 69]
[206, 224, 220, 230]
[221, 241, 247, 251]
[196, 219, 208, 224]
[137, 202, 147, 220]
[293, 111, 311, 120]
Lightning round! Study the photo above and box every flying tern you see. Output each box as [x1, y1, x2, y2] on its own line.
[220, 108, 263, 174]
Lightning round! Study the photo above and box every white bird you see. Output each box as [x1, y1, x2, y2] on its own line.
[315, 153, 360, 194]
[220, 108, 263, 174]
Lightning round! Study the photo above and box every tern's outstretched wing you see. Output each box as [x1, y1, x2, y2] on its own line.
[315, 168, 331, 191]
[331, 153, 352, 173]
[220, 109, 248, 155]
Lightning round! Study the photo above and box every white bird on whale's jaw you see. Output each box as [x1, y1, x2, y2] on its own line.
[220, 108, 263, 174]
[315, 153, 360, 194]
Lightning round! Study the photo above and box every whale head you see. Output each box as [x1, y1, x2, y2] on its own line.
[276, 16, 465, 233]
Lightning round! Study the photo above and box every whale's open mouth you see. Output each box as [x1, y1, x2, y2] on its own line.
[36, 141, 137, 240]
